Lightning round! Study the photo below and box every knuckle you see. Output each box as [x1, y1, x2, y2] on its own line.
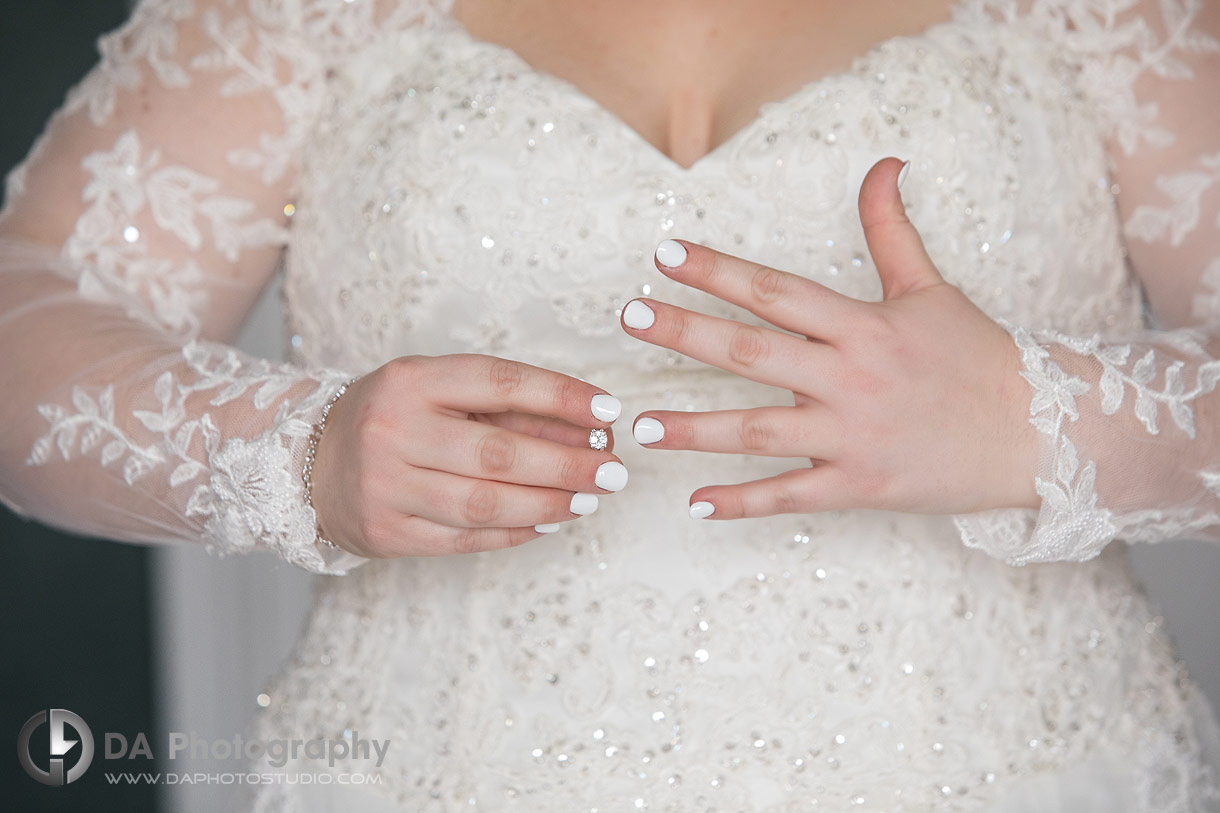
[667, 310, 693, 347]
[677, 416, 701, 448]
[551, 375, 584, 417]
[506, 528, 534, 548]
[849, 367, 887, 399]
[704, 252, 729, 285]
[852, 467, 890, 503]
[384, 355, 423, 391]
[749, 263, 788, 303]
[451, 528, 482, 555]
[462, 481, 500, 525]
[557, 453, 587, 489]
[388, 354, 420, 375]
[477, 432, 517, 475]
[738, 413, 773, 451]
[728, 325, 768, 368]
[772, 486, 804, 515]
[488, 358, 524, 397]
[357, 514, 393, 553]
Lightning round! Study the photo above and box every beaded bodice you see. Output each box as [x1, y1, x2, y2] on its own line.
[284, 3, 1143, 379]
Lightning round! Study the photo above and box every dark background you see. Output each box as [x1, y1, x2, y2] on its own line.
[1, 2, 160, 811]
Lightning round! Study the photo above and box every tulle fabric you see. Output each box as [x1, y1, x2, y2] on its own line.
[0, 0, 397, 573]
[949, 0, 1220, 563]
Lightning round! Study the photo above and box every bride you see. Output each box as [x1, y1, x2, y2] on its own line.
[2, 0, 1219, 809]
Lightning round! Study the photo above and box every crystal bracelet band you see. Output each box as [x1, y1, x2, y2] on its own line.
[302, 377, 359, 551]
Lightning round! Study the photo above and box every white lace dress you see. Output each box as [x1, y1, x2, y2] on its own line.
[2, 0, 1220, 810]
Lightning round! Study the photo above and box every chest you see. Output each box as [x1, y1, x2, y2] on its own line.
[282, 3, 1142, 376]
[451, 0, 961, 169]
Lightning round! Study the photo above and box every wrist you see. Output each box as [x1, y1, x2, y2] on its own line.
[997, 322, 1043, 511]
[302, 376, 358, 552]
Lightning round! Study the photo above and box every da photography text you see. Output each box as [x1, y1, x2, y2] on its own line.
[106, 730, 391, 769]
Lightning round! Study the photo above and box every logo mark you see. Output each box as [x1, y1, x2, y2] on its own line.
[18, 709, 94, 786]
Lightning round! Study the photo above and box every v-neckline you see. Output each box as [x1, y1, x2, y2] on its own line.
[430, 0, 977, 174]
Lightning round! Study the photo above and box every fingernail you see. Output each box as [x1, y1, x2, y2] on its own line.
[897, 160, 911, 190]
[689, 501, 715, 519]
[595, 461, 629, 492]
[622, 300, 656, 329]
[655, 239, 687, 268]
[534, 523, 561, 533]
[570, 492, 599, 515]
[633, 417, 665, 444]
[590, 393, 621, 422]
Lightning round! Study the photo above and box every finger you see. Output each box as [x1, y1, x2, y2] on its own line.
[632, 406, 841, 459]
[474, 411, 615, 453]
[686, 465, 852, 519]
[404, 416, 627, 494]
[393, 515, 546, 556]
[416, 354, 622, 427]
[621, 297, 837, 394]
[857, 157, 942, 299]
[649, 238, 861, 343]
[392, 466, 604, 529]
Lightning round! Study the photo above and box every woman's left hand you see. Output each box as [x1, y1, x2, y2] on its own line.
[621, 157, 1042, 520]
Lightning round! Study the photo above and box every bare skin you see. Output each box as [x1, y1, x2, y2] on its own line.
[451, 0, 959, 169]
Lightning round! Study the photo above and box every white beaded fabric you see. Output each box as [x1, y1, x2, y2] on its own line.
[1, 0, 1220, 810]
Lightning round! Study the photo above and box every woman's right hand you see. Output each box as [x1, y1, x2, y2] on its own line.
[308, 354, 627, 558]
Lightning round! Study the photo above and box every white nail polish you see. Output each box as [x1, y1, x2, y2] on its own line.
[570, 492, 599, 515]
[633, 417, 665, 444]
[534, 523, 561, 534]
[590, 393, 621, 422]
[655, 239, 687, 268]
[595, 461, 629, 492]
[897, 160, 911, 190]
[689, 501, 715, 519]
[622, 300, 656, 329]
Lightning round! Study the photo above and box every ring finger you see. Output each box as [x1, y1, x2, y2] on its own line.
[405, 416, 627, 494]
[391, 466, 595, 529]
[473, 411, 616, 453]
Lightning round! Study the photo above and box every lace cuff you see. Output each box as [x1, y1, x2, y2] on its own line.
[952, 317, 1220, 566]
[192, 359, 368, 576]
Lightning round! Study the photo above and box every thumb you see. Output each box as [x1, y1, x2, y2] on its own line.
[858, 157, 943, 299]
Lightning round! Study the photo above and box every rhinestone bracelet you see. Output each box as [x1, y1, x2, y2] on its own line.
[302, 377, 358, 551]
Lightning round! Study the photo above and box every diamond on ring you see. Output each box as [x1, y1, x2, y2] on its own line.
[589, 429, 608, 450]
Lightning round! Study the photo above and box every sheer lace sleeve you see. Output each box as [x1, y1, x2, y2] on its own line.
[953, 0, 1220, 565]
[0, 0, 406, 575]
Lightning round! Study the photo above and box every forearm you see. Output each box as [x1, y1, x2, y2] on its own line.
[955, 317, 1220, 565]
[0, 242, 365, 574]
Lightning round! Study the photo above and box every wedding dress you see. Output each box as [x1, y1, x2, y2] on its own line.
[2, 0, 1220, 809]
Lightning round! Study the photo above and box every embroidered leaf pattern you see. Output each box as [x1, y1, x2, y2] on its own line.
[5, 0, 373, 576]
